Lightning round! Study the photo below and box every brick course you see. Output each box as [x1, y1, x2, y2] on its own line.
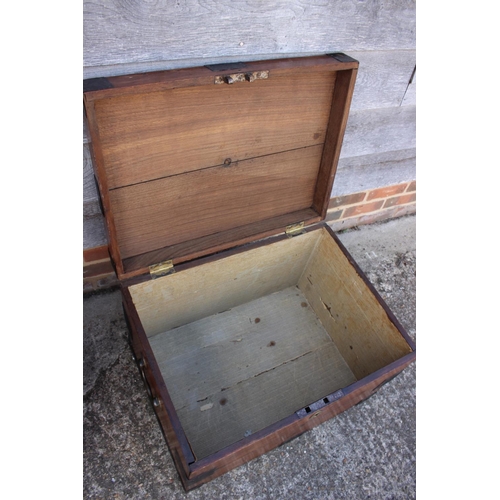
[366, 184, 407, 201]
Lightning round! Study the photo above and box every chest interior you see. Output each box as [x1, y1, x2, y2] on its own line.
[129, 227, 411, 460]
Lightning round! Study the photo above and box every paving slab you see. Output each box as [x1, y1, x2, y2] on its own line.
[83, 214, 416, 499]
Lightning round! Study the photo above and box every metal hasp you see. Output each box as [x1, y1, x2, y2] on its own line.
[296, 389, 345, 418]
[215, 70, 269, 85]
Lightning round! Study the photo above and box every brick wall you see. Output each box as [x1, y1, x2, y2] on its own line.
[83, 181, 415, 293]
[326, 180, 416, 230]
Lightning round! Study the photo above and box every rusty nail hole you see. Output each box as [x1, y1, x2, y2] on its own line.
[219, 398, 227, 406]
[224, 158, 232, 166]
[254, 318, 260, 323]
[301, 302, 308, 308]
[268, 341, 276, 347]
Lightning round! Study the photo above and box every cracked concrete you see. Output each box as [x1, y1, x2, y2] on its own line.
[83, 214, 416, 499]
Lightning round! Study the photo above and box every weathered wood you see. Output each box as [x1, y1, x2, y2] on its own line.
[123, 223, 415, 489]
[402, 68, 416, 106]
[84, 99, 125, 277]
[83, 1, 415, 71]
[149, 286, 356, 459]
[184, 353, 415, 490]
[82, 51, 417, 230]
[122, 209, 320, 279]
[333, 148, 416, 197]
[122, 288, 196, 475]
[347, 51, 416, 110]
[83, 143, 97, 202]
[129, 230, 322, 336]
[340, 105, 416, 159]
[83, 105, 416, 215]
[82, 50, 416, 144]
[83, 216, 107, 249]
[298, 229, 412, 379]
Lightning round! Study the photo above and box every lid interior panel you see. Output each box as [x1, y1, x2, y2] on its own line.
[111, 144, 324, 260]
[83, 55, 359, 278]
[94, 70, 336, 189]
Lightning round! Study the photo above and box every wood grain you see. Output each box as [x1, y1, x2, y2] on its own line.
[185, 353, 414, 490]
[149, 286, 355, 459]
[129, 230, 322, 336]
[340, 105, 416, 159]
[110, 145, 323, 260]
[298, 229, 412, 379]
[313, 68, 358, 217]
[83, 104, 416, 234]
[83, 144, 101, 219]
[122, 288, 196, 473]
[92, 70, 335, 189]
[347, 51, 416, 110]
[401, 68, 416, 106]
[83, 1, 415, 71]
[124, 223, 415, 489]
[333, 148, 416, 197]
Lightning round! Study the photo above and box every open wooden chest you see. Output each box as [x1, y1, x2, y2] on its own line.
[83, 54, 416, 491]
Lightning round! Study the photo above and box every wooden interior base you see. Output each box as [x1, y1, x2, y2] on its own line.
[128, 225, 412, 463]
[149, 285, 356, 459]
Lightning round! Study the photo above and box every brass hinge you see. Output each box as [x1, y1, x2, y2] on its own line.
[285, 221, 305, 238]
[149, 260, 175, 279]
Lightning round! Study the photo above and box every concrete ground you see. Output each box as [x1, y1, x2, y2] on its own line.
[83, 214, 416, 499]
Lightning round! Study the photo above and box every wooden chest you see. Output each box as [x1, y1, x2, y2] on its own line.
[83, 54, 416, 491]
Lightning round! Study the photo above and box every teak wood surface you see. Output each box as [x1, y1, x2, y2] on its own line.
[83, 54, 358, 280]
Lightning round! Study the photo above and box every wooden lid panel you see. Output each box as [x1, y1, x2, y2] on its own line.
[94, 71, 335, 190]
[84, 55, 359, 279]
[110, 144, 323, 260]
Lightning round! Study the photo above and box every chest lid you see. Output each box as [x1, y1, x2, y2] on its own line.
[84, 54, 358, 281]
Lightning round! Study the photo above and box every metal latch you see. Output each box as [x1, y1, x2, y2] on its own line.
[296, 389, 344, 418]
[149, 260, 175, 279]
[285, 221, 305, 238]
[214, 70, 269, 85]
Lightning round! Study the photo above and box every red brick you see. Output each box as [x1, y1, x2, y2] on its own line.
[342, 200, 384, 218]
[83, 245, 110, 264]
[83, 260, 115, 278]
[406, 180, 416, 193]
[366, 183, 407, 201]
[328, 192, 366, 209]
[328, 204, 416, 233]
[383, 193, 416, 209]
